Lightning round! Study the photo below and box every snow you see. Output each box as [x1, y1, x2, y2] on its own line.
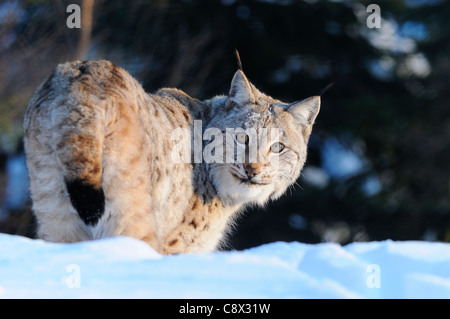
[0, 233, 449, 299]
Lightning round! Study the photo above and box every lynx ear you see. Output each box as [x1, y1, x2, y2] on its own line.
[286, 96, 321, 126]
[226, 70, 256, 110]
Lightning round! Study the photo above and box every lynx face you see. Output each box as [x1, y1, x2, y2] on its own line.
[207, 71, 321, 206]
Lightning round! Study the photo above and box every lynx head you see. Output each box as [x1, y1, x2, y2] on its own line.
[207, 70, 320, 206]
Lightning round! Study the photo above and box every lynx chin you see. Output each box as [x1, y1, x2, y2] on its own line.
[24, 60, 320, 254]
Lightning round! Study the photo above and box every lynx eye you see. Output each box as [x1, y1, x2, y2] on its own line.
[235, 132, 249, 145]
[270, 142, 285, 153]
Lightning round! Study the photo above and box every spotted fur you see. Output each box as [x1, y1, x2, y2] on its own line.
[24, 60, 320, 254]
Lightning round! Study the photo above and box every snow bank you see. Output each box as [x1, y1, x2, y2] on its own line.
[0, 233, 449, 298]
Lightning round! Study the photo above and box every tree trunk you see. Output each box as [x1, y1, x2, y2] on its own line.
[76, 0, 95, 60]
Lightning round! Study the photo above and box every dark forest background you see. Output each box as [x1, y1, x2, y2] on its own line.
[0, 0, 449, 249]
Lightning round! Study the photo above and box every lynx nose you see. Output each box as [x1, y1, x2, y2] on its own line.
[244, 163, 263, 179]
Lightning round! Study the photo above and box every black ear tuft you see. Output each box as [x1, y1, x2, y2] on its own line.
[319, 82, 334, 96]
[234, 49, 243, 71]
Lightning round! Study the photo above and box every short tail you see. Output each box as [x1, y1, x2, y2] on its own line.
[53, 103, 106, 227]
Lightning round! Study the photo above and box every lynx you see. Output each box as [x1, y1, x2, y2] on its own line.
[23, 60, 320, 254]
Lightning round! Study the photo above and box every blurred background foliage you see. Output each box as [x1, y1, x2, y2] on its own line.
[0, 0, 448, 249]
